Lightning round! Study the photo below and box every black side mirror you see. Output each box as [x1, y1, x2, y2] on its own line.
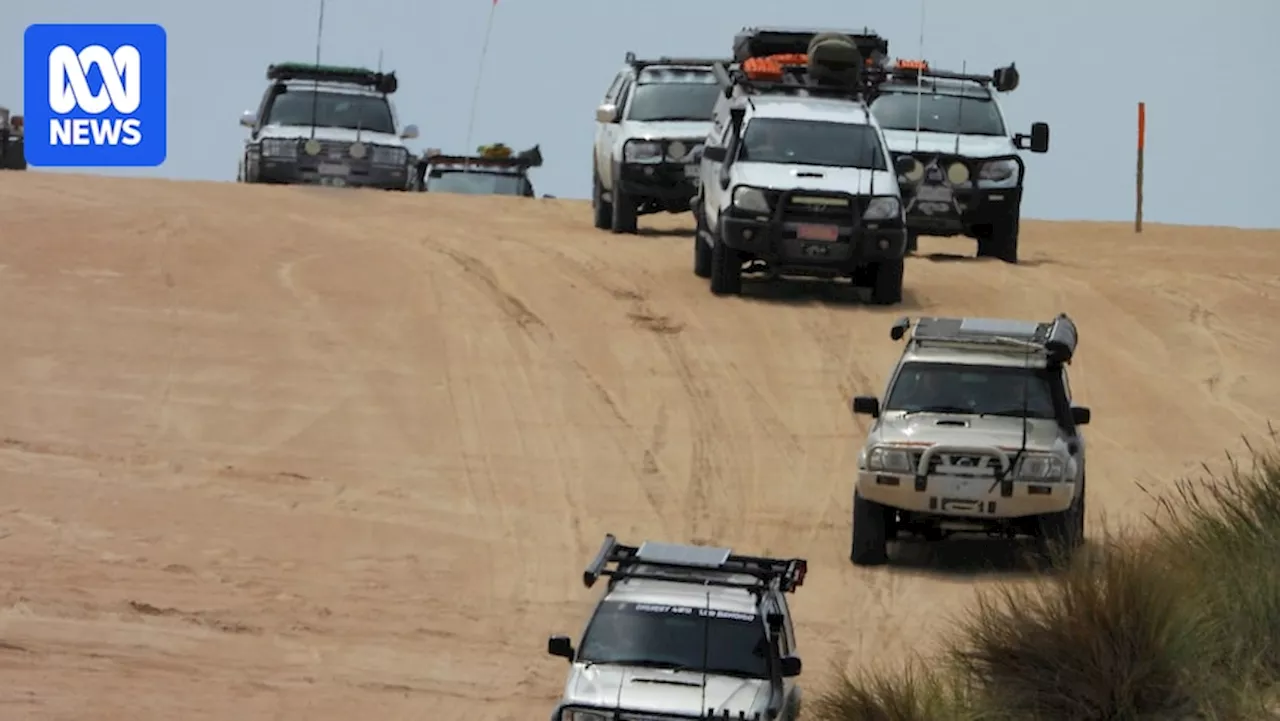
[851, 396, 880, 418]
[547, 635, 574, 660]
[1070, 406, 1091, 426]
[702, 146, 727, 163]
[779, 655, 802, 678]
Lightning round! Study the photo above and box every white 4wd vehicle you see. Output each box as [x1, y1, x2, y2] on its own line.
[867, 60, 1049, 262]
[238, 62, 419, 190]
[848, 314, 1090, 566]
[547, 535, 808, 721]
[694, 28, 908, 304]
[592, 54, 726, 234]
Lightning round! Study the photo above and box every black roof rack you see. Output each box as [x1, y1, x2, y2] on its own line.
[890, 313, 1079, 364]
[624, 52, 729, 70]
[732, 26, 889, 64]
[583, 534, 808, 594]
[885, 62, 1020, 93]
[267, 62, 399, 94]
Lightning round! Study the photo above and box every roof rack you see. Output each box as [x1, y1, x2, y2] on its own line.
[890, 313, 1079, 364]
[583, 534, 808, 594]
[623, 52, 729, 69]
[732, 26, 889, 64]
[712, 27, 895, 102]
[267, 62, 399, 94]
[884, 59, 1020, 93]
[420, 143, 542, 170]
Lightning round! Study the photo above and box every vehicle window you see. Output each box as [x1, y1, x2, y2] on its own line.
[626, 82, 721, 122]
[738, 118, 887, 170]
[762, 596, 791, 655]
[870, 91, 1006, 136]
[777, 593, 796, 652]
[264, 89, 395, 135]
[604, 72, 626, 103]
[1060, 368, 1073, 402]
[425, 170, 525, 196]
[885, 362, 1057, 419]
[577, 600, 769, 679]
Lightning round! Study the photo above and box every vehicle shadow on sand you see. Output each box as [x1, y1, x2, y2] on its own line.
[637, 226, 696, 238]
[885, 535, 1056, 579]
[738, 276, 925, 311]
[921, 252, 1058, 268]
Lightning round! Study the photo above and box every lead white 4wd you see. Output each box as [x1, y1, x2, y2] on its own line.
[848, 313, 1091, 565]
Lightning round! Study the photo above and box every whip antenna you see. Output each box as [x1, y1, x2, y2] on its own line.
[953, 61, 966, 156]
[913, 0, 927, 152]
[700, 590, 711, 719]
[309, 0, 326, 141]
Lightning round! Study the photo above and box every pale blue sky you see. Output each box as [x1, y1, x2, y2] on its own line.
[3, 2, 1277, 228]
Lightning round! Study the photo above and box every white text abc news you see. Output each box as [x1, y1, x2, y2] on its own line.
[48, 44, 145, 146]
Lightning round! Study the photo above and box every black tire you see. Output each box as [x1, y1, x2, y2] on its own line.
[1036, 474, 1086, 559]
[708, 229, 742, 296]
[850, 492, 891, 566]
[868, 257, 905, 305]
[592, 169, 612, 230]
[610, 167, 638, 234]
[693, 200, 712, 278]
[906, 230, 919, 255]
[977, 215, 1019, 263]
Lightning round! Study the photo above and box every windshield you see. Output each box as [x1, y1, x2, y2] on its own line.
[426, 170, 526, 196]
[627, 82, 721, 122]
[885, 362, 1057, 419]
[577, 601, 769, 678]
[265, 90, 396, 135]
[870, 91, 1006, 136]
[738, 118, 888, 170]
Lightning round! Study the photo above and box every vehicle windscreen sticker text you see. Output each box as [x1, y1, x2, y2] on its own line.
[627, 603, 756, 622]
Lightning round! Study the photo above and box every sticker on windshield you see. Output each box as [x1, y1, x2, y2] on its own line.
[626, 603, 756, 622]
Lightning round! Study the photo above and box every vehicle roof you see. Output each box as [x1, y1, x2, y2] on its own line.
[602, 575, 767, 617]
[431, 164, 525, 175]
[900, 344, 1049, 369]
[879, 78, 991, 99]
[279, 80, 386, 98]
[633, 66, 717, 84]
[742, 95, 873, 125]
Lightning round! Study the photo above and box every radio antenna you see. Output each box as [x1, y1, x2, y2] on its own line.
[700, 590, 711, 719]
[308, 0, 326, 141]
[912, 0, 927, 152]
[953, 61, 966, 156]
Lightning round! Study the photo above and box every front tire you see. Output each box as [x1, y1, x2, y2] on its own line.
[708, 227, 742, 296]
[592, 169, 612, 230]
[693, 199, 712, 278]
[976, 215, 1019, 263]
[868, 257, 905, 305]
[1036, 474, 1086, 560]
[610, 167, 638, 234]
[851, 492, 891, 566]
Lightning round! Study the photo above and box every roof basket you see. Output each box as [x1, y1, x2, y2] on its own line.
[422, 143, 542, 169]
[267, 62, 399, 94]
[890, 313, 1079, 364]
[623, 52, 730, 69]
[887, 59, 1020, 93]
[583, 534, 808, 594]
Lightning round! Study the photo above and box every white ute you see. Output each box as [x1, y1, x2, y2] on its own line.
[237, 62, 419, 190]
[547, 535, 808, 721]
[848, 313, 1091, 566]
[694, 27, 908, 303]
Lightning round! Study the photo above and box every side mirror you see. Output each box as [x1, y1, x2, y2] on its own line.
[1070, 406, 1091, 426]
[547, 634, 574, 660]
[1016, 122, 1050, 153]
[239, 110, 256, 128]
[595, 103, 620, 124]
[702, 146, 727, 163]
[852, 396, 880, 418]
[401, 124, 420, 140]
[779, 655, 802, 678]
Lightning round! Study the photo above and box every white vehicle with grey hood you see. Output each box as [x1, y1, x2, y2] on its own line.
[848, 313, 1091, 566]
[547, 535, 808, 721]
[238, 62, 419, 190]
[694, 27, 908, 303]
[868, 60, 1049, 262]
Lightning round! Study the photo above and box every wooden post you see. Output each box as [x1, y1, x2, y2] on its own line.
[1135, 102, 1145, 233]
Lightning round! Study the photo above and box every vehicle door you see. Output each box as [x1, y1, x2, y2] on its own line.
[701, 109, 735, 230]
[595, 72, 628, 190]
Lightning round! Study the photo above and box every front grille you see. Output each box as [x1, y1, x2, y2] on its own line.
[910, 450, 1012, 475]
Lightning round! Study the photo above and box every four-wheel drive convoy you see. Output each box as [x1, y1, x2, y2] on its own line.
[849, 313, 1090, 566]
[548, 535, 808, 721]
[415, 142, 544, 197]
[694, 27, 908, 303]
[867, 59, 1049, 262]
[0, 107, 26, 171]
[593, 53, 726, 234]
[237, 62, 420, 190]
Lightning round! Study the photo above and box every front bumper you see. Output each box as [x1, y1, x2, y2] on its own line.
[616, 161, 700, 203]
[894, 154, 1025, 234]
[255, 156, 408, 189]
[721, 190, 907, 270]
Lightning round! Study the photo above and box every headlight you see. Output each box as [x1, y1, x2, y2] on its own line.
[732, 186, 770, 213]
[261, 138, 297, 159]
[624, 141, 663, 163]
[897, 156, 924, 183]
[1016, 454, 1066, 481]
[562, 711, 608, 721]
[862, 196, 901, 220]
[371, 145, 408, 166]
[946, 161, 970, 185]
[978, 158, 1019, 186]
[866, 446, 915, 474]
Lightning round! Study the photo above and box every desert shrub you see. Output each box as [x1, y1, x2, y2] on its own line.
[808, 661, 972, 721]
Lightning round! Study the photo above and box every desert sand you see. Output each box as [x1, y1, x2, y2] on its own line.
[1, 172, 1278, 720]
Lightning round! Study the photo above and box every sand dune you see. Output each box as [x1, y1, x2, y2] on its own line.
[0, 173, 1277, 720]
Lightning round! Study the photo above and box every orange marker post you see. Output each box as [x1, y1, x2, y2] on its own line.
[1135, 102, 1145, 233]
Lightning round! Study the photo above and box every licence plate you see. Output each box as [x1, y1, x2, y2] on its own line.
[916, 185, 953, 202]
[318, 162, 349, 176]
[795, 223, 839, 242]
[684, 164, 700, 179]
[933, 476, 987, 500]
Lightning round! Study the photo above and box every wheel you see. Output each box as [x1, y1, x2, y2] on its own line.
[693, 201, 712, 278]
[1036, 474, 1086, 559]
[906, 230, 919, 255]
[868, 257, 904, 305]
[610, 167, 638, 234]
[850, 491, 891, 566]
[592, 169, 612, 230]
[708, 227, 742, 296]
[976, 215, 1019, 263]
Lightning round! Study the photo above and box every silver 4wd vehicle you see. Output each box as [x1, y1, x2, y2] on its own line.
[414, 143, 544, 197]
[848, 313, 1090, 566]
[237, 62, 419, 190]
[547, 535, 808, 721]
[694, 27, 908, 303]
[592, 53, 726, 234]
[867, 59, 1049, 262]
[0, 107, 26, 170]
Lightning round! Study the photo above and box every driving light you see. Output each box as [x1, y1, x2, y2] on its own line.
[262, 138, 298, 158]
[348, 142, 367, 160]
[732, 186, 770, 213]
[898, 157, 924, 183]
[667, 140, 687, 160]
[946, 161, 970, 185]
[624, 141, 663, 163]
[303, 139, 322, 156]
[862, 196, 901, 220]
[1016, 454, 1066, 481]
[867, 446, 914, 473]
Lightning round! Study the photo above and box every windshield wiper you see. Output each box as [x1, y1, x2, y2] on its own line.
[902, 405, 972, 416]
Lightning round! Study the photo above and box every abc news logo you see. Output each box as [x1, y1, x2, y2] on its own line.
[48, 44, 143, 146]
